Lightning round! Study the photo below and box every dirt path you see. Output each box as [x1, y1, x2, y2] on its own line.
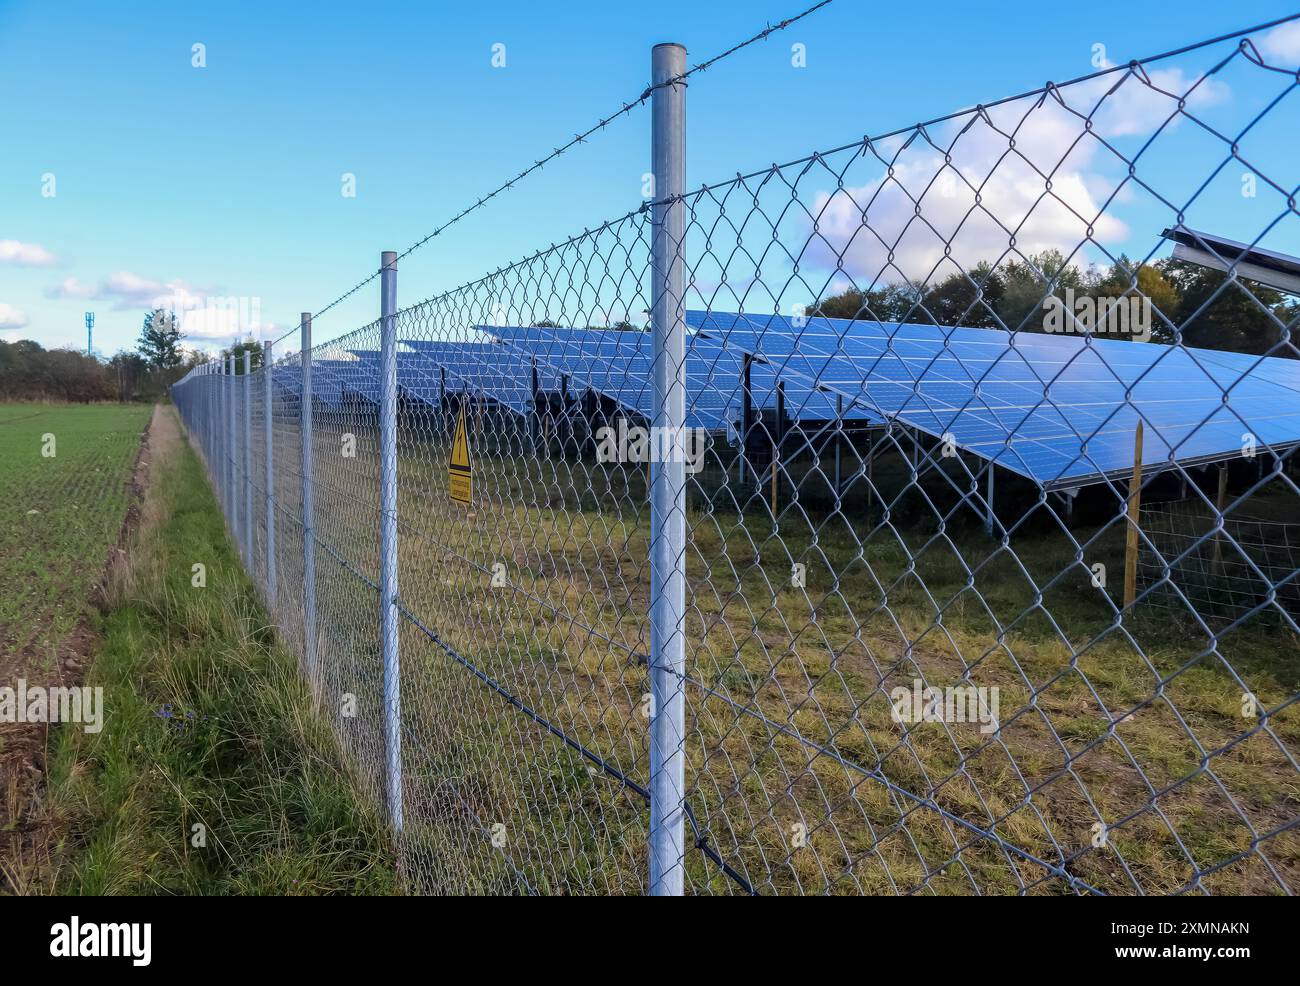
[0, 404, 173, 893]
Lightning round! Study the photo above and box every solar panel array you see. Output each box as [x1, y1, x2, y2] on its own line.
[687, 310, 1300, 489]
[485, 324, 876, 433]
[401, 340, 561, 414]
[277, 310, 1300, 490]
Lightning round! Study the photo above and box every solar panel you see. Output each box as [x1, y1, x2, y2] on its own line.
[396, 340, 560, 414]
[272, 361, 350, 407]
[315, 357, 376, 406]
[687, 310, 1300, 487]
[486, 325, 876, 432]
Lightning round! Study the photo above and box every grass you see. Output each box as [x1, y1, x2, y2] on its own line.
[39, 408, 397, 895]
[253, 403, 1297, 896]
[0, 402, 151, 662]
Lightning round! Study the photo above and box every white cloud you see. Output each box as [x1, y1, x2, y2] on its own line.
[1256, 21, 1300, 64]
[45, 270, 213, 313]
[0, 240, 57, 266]
[0, 304, 30, 330]
[801, 65, 1224, 287]
[42, 267, 270, 344]
[99, 270, 181, 310]
[44, 276, 97, 300]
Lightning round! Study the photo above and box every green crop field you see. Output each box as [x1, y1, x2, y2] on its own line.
[0, 403, 152, 665]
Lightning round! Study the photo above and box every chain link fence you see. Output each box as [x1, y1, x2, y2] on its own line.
[172, 21, 1300, 895]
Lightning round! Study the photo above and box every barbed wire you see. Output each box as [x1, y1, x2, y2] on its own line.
[176, 13, 1300, 895]
[667, 10, 1300, 209]
[272, 0, 836, 349]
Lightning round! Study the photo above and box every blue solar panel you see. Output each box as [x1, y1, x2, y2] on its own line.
[687, 310, 1300, 487]
[392, 341, 560, 414]
[316, 358, 376, 406]
[272, 361, 349, 407]
[485, 325, 876, 432]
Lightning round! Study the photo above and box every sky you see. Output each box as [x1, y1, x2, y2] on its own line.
[2, 0, 1298, 358]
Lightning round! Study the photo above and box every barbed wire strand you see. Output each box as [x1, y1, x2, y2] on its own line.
[271, 0, 836, 351]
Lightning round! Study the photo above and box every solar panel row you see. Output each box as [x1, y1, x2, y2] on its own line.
[686, 311, 1300, 488]
[276, 309, 1300, 490]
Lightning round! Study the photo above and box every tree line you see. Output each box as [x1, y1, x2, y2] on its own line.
[0, 308, 265, 403]
[4, 257, 1296, 404]
[808, 252, 1298, 354]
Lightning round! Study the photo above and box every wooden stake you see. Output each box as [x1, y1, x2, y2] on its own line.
[867, 439, 874, 514]
[770, 443, 778, 517]
[1123, 421, 1144, 610]
[1212, 463, 1228, 574]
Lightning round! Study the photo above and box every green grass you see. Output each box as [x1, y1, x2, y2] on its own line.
[270, 409, 1298, 895]
[44, 410, 397, 895]
[0, 402, 151, 662]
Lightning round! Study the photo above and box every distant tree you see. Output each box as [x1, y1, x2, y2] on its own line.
[1090, 255, 1182, 343]
[1156, 258, 1292, 355]
[138, 309, 183, 368]
[908, 262, 1005, 328]
[995, 249, 1091, 333]
[800, 251, 1294, 359]
[809, 285, 910, 322]
[0, 339, 113, 402]
[221, 338, 265, 372]
[108, 351, 149, 402]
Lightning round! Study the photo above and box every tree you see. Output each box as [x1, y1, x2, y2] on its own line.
[909, 263, 1004, 328]
[1156, 259, 1292, 355]
[0, 339, 114, 402]
[221, 338, 265, 373]
[995, 249, 1090, 334]
[108, 351, 149, 402]
[809, 285, 911, 322]
[138, 309, 183, 368]
[1091, 255, 1182, 344]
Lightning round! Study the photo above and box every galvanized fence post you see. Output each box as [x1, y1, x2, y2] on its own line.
[264, 340, 277, 611]
[243, 350, 254, 567]
[208, 363, 215, 475]
[649, 41, 687, 896]
[300, 314, 318, 691]
[227, 354, 237, 534]
[219, 358, 226, 511]
[379, 250, 404, 835]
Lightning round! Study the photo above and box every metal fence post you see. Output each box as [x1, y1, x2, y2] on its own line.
[219, 359, 226, 510]
[834, 393, 843, 498]
[208, 363, 215, 474]
[227, 354, 237, 533]
[300, 314, 318, 691]
[243, 349, 254, 567]
[264, 341, 277, 611]
[649, 41, 687, 896]
[379, 250, 404, 835]
[986, 464, 996, 536]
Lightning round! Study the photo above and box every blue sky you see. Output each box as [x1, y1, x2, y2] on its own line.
[2, 0, 1298, 357]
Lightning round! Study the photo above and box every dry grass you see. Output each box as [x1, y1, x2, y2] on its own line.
[238, 409, 1299, 894]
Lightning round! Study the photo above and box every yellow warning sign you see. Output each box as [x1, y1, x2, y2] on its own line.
[449, 402, 472, 504]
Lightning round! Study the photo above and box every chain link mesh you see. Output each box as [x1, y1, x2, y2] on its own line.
[172, 24, 1300, 895]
